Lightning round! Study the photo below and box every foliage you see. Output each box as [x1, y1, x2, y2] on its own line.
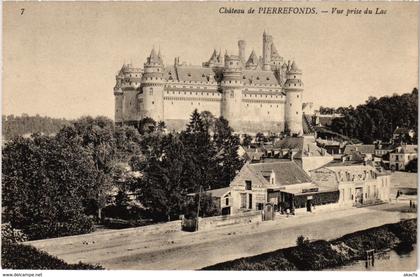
[184, 193, 221, 219]
[180, 110, 218, 191]
[405, 158, 417, 173]
[203, 219, 417, 271]
[2, 134, 98, 240]
[330, 88, 418, 143]
[132, 133, 189, 221]
[285, 239, 347, 270]
[2, 114, 70, 140]
[56, 116, 116, 217]
[255, 132, 267, 144]
[213, 117, 244, 188]
[1, 241, 103, 269]
[241, 134, 253, 147]
[1, 223, 28, 243]
[129, 110, 241, 222]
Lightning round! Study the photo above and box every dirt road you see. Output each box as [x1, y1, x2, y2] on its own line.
[27, 203, 416, 270]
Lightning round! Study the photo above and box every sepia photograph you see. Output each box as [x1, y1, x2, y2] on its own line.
[1, 1, 419, 274]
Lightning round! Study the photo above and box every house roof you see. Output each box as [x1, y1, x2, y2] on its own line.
[273, 136, 330, 158]
[393, 145, 418, 154]
[344, 144, 375, 155]
[394, 127, 413, 135]
[249, 161, 312, 186]
[205, 187, 230, 198]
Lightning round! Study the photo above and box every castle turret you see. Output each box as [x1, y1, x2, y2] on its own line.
[238, 40, 246, 65]
[140, 48, 165, 122]
[284, 61, 304, 135]
[263, 31, 273, 71]
[221, 54, 243, 128]
[114, 71, 124, 124]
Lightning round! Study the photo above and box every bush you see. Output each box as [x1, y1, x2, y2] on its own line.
[284, 239, 347, 270]
[1, 223, 28, 243]
[337, 226, 400, 258]
[1, 241, 103, 269]
[23, 215, 95, 240]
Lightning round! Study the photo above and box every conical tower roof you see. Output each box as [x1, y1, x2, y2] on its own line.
[246, 50, 259, 65]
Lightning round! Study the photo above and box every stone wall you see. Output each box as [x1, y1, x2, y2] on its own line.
[198, 210, 262, 231]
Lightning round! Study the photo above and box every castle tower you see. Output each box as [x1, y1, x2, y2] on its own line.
[114, 71, 124, 124]
[284, 61, 304, 135]
[221, 54, 243, 128]
[238, 40, 246, 65]
[262, 31, 273, 71]
[141, 48, 165, 122]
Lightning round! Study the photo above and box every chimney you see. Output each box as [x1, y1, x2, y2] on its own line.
[238, 40, 246, 64]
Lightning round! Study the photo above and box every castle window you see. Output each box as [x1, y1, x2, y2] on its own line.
[277, 105, 279, 108]
[294, 75, 296, 78]
[152, 101, 154, 104]
[230, 62, 233, 65]
[267, 77, 270, 81]
[188, 73, 191, 77]
[202, 74, 205, 77]
[296, 112, 298, 115]
[297, 95, 299, 98]
[243, 76, 246, 79]
[247, 104, 249, 107]
[268, 112, 270, 115]
[191, 102, 193, 105]
[290, 103, 292, 106]
[256, 77, 260, 80]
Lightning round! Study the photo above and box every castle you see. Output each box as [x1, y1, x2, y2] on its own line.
[114, 31, 304, 135]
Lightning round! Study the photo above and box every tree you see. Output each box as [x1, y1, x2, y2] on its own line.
[184, 193, 220, 219]
[200, 111, 216, 133]
[2, 134, 98, 240]
[242, 134, 253, 147]
[255, 132, 266, 144]
[330, 88, 418, 143]
[406, 158, 417, 173]
[180, 110, 217, 191]
[213, 117, 244, 188]
[56, 116, 116, 218]
[134, 133, 189, 221]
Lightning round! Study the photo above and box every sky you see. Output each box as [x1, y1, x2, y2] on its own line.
[3, 2, 419, 120]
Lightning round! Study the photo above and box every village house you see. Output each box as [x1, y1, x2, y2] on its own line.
[393, 127, 416, 142]
[272, 135, 334, 173]
[389, 145, 418, 171]
[374, 143, 395, 157]
[203, 187, 232, 215]
[310, 161, 391, 207]
[343, 144, 376, 160]
[229, 160, 339, 215]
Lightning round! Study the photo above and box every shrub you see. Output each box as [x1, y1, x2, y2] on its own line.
[23, 215, 94, 240]
[284, 239, 347, 270]
[1, 241, 103, 269]
[1, 223, 28, 243]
